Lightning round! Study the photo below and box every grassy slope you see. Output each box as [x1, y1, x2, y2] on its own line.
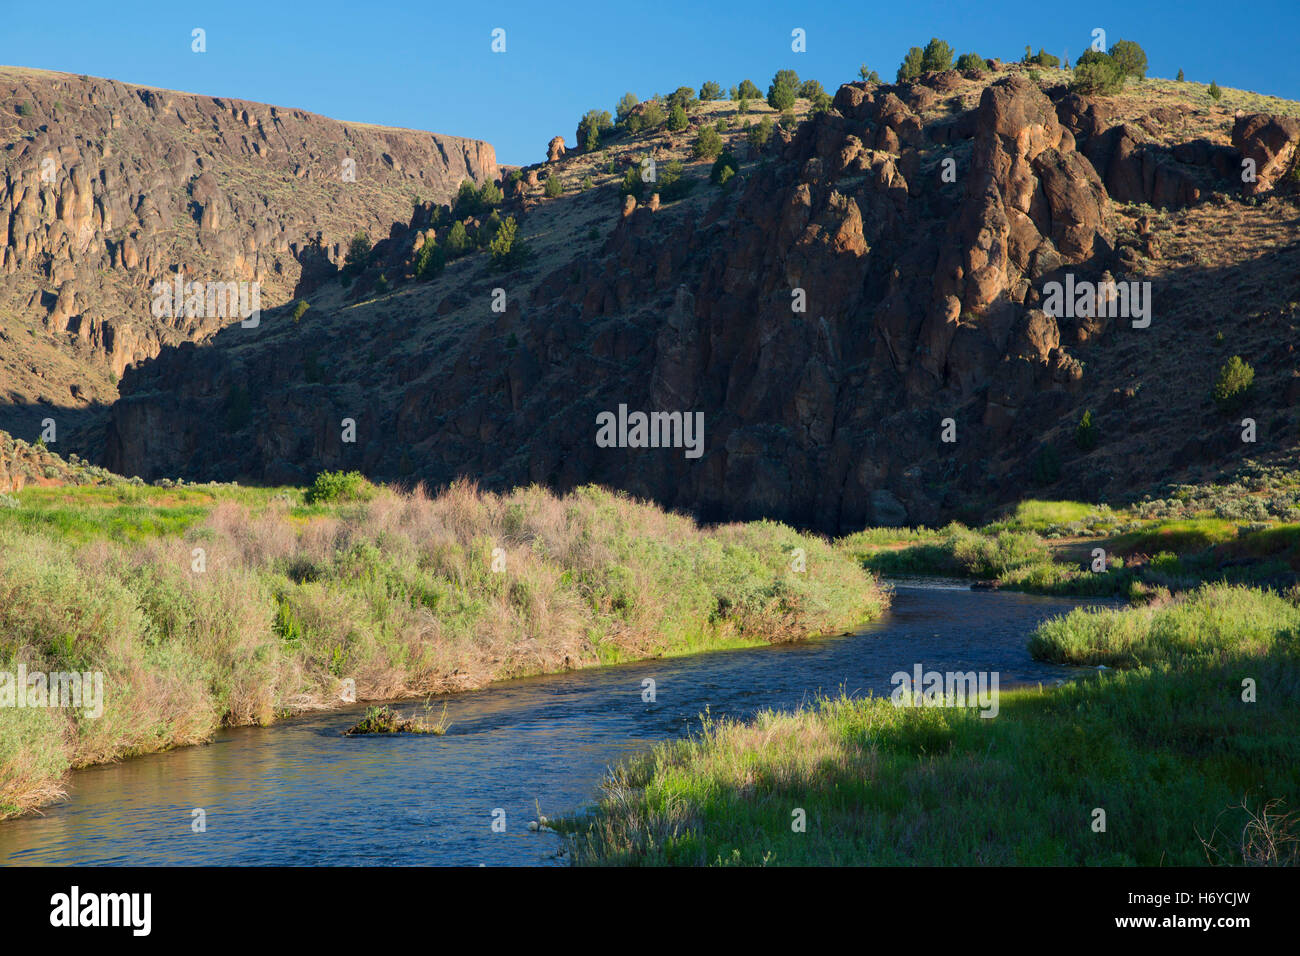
[0, 477, 887, 819]
[567, 584, 1300, 866]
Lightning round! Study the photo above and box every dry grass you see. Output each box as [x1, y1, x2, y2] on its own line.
[0, 478, 886, 819]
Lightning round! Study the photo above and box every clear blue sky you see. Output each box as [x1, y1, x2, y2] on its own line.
[3, 0, 1297, 166]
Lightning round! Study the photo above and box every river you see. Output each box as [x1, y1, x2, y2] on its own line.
[0, 580, 1104, 865]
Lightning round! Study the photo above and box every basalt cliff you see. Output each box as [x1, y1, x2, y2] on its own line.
[0, 66, 498, 442]
[10, 66, 1300, 530]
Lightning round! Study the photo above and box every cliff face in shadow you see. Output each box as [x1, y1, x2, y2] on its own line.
[102, 69, 1300, 530]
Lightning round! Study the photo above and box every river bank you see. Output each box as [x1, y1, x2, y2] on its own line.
[0, 475, 886, 820]
[0, 582, 1086, 864]
[566, 583, 1300, 865]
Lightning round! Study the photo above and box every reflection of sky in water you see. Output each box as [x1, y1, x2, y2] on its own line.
[0, 584, 1108, 866]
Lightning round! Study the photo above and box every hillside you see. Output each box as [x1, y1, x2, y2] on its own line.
[95, 63, 1300, 531]
[0, 66, 498, 447]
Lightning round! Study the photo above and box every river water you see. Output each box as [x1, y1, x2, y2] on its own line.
[0, 580, 1104, 865]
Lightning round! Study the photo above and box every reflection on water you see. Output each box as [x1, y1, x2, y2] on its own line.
[0, 583, 1106, 865]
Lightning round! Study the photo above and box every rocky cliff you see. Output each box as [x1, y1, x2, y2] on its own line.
[104, 68, 1300, 530]
[0, 66, 498, 443]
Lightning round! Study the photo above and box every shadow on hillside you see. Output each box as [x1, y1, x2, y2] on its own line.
[24, 192, 1300, 528]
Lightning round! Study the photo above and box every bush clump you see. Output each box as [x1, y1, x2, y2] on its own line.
[303, 470, 374, 505]
[489, 216, 529, 270]
[415, 237, 446, 280]
[710, 150, 740, 187]
[1212, 355, 1255, 410]
[1071, 51, 1124, 95]
[1109, 40, 1148, 79]
[694, 126, 723, 159]
[342, 233, 372, 277]
[747, 116, 775, 151]
[577, 109, 613, 151]
[766, 70, 800, 111]
[1075, 409, 1098, 451]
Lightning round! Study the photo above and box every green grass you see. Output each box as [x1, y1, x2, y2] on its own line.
[0, 480, 887, 819]
[568, 584, 1300, 866]
[839, 484, 1300, 598]
[984, 499, 1105, 533]
[1110, 518, 1240, 557]
[1029, 584, 1300, 667]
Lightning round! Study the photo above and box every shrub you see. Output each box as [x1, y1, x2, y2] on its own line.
[639, 99, 667, 128]
[767, 77, 796, 112]
[445, 221, 471, 257]
[920, 38, 953, 73]
[1024, 48, 1060, 68]
[477, 180, 504, 208]
[809, 91, 832, 114]
[1176, 68, 1185, 82]
[699, 81, 722, 101]
[1212, 356, 1255, 410]
[858, 64, 880, 83]
[489, 216, 528, 270]
[616, 92, 639, 123]
[1208, 80, 1222, 101]
[415, 238, 445, 280]
[666, 103, 688, 132]
[657, 161, 693, 203]
[711, 150, 740, 187]
[291, 299, 310, 323]
[544, 173, 563, 198]
[747, 116, 775, 151]
[303, 470, 373, 505]
[798, 79, 825, 100]
[1071, 55, 1124, 95]
[343, 233, 372, 276]
[955, 52, 987, 74]
[15, 102, 31, 116]
[578, 109, 612, 152]
[737, 79, 762, 100]
[694, 125, 723, 159]
[620, 164, 647, 198]
[374, 274, 389, 293]
[896, 47, 924, 82]
[580, 174, 594, 190]
[1075, 409, 1099, 451]
[667, 87, 697, 111]
[454, 179, 481, 217]
[1109, 39, 1147, 79]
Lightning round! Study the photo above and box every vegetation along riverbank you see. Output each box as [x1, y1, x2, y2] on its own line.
[567, 583, 1300, 865]
[0, 456, 886, 819]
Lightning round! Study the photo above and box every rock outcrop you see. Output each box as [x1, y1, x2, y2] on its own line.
[1232, 113, 1300, 195]
[101, 71, 1296, 531]
[0, 66, 499, 444]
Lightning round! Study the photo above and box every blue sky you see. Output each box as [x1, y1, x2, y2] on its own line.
[3, 0, 1297, 166]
